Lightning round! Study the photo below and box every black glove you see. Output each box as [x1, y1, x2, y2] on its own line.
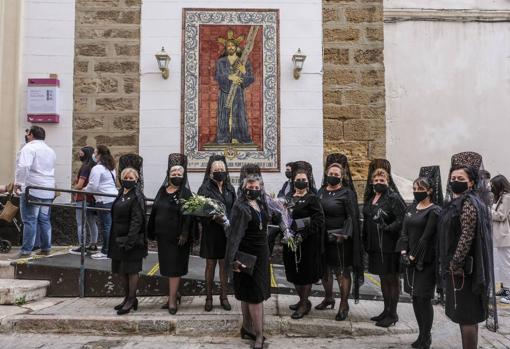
[400, 253, 412, 267]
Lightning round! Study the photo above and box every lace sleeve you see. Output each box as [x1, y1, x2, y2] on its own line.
[451, 199, 477, 270]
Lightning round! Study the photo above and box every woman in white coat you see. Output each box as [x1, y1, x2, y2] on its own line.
[490, 175, 510, 303]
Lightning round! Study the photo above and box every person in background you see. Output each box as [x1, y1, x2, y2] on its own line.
[198, 155, 236, 312]
[148, 154, 194, 314]
[397, 173, 442, 349]
[227, 174, 270, 349]
[108, 168, 147, 315]
[84, 145, 117, 260]
[69, 146, 98, 255]
[362, 159, 406, 327]
[316, 153, 363, 322]
[14, 126, 56, 258]
[438, 152, 494, 349]
[277, 162, 294, 198]
[489, 174, 510, 303]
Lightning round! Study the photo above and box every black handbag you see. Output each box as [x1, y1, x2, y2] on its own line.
[327, 217, 353, 242]
[293, 217, 311, 231]
[235, 251, 257, 275]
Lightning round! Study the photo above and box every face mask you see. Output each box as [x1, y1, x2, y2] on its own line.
[92, 154, 97, 163]
[170, 176, 184, 187]
[326, 176, 342, 186]
[450, 180, 468, 194]
[413, 191, 428, 203]
[121, 180, 137, 190]
[285, 171, 292, 179]
[294, 180, 308, 190]
[373, 183, 388, 194]
[212, 171, 227, 182]
[245, 189, 261, 200]
[79, 155, 86, 162]
[24, 136, 29, 143]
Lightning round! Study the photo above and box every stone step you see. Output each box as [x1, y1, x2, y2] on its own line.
[0, 261, 14, 279]
[0, 314, 415, 337]
[0, 279, 50, 305]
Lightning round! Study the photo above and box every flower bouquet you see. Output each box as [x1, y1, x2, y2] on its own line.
[265, 196, 302, 253]
[180, 194, 226, 218]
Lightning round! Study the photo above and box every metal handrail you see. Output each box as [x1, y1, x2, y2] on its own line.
[24, 185, 154, 298]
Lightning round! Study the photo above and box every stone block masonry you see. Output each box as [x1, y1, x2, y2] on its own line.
[73, 0, 141, 174]
[322, 0, 385, 197]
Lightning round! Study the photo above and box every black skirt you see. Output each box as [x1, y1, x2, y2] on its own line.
[403, 263, 435, 298]
[157, 235, 190, 277]
[444, 273, 488, 324]
[368, 252, 400, 275]
[233, 241, 270, 304]
[200, 221, 227, 259]
[324, 239, 353, 271]
[111, 258, 142, 274]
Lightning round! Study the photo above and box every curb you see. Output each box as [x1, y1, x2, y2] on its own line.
[0, 314, 417, 337]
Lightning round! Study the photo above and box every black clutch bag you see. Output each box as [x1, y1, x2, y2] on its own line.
[235, 251, 257, 275]
[327, 217, 353, 242]
[293, 217, 311, 231]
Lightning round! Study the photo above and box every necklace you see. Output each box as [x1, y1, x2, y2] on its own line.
[249, 201, 263, 230]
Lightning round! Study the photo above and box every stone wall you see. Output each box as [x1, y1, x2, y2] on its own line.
[73, 0, 141, 173]
[322, 0, 385, 194]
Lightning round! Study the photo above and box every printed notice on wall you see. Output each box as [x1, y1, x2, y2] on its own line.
[27, 86, 59, 114]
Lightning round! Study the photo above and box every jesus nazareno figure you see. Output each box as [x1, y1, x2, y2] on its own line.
[214, 30, 254, 144]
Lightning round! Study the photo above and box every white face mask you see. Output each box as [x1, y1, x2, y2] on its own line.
[92, 154, 97, 163]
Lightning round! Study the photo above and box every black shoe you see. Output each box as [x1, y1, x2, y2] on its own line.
[114, 297, 127, 311]
[335, 308, 349, 321]
[86, 244, 98, 253]
[36, 250, 51, 256]
[375, 314, 398, 328]
[291, 301, 311, 320]
[419, 334, 431, 349]
[220, 296, 231, 311]
[411, 334, 423, 348]
[315, 298, 335, 310]
[204, 297, 213, 312]
[69, 247, 83, 255]
[370, 310, 387, 322]
[289, 302, 300, 311]
[253, 337, 265, 349]
[168, 306, 177, 315]
[117, 298, 138, 315]
[241, 327, 256, 340]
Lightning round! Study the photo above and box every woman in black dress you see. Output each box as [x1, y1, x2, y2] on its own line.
[316, 154, 363, 321]
[108, 167, 147, 315]
[438, 152, 494, 349]
[227, 174, 270, 349]
[397, 169, 442, 349]
[283, 161, 325, 319]
[148, 153, 194, 314]
[198, 155, 237, 312]
[363, 159, 406, 327]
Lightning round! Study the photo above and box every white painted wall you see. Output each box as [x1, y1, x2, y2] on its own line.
[19, 0, 75, 201]
[140, 0, 323, 198]
[385, 0, 510, 190]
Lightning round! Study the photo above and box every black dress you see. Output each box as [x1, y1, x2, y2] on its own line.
[147, 187, 193, 277]
[228, 202, 271, 304]
[318, 187, 358, 271]
[198, 179, 236, 259]
[108, 189, 147, 274]
[363, 190, 406, 275]
[396, 204, 440, 298]
[283, 193, 325, 285]
[438, 194, 488, 325]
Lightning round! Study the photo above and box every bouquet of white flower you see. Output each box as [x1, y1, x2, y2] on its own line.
[180, 194, 226, 218]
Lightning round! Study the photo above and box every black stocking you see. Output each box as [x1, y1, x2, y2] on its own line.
[297, 284, 312, 313]
[379, 276, 390, 316]
[460, 324, 478, 349]
[205, 259, 216, 299]
[121, 273, 139, 310]
[380, 274, 399, 317]
[413, 296, 433, 339]
[321, 266, 334, 301]
[338, 271, 351, 311]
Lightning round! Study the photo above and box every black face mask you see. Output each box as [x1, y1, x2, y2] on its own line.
[170, 176, 184, 187]
[450, 180, 469, 194]
[245, 189, 261, 200]
[25, 136, 29, 143]
[413, 191, 428, 203]
[212, 171, 227, 182]
[79, 155, 85, 162]
[285, 171, 292, 179]
[122, 180, 137, 190]
[294, 180, 308, 190]
[326, 176, 342, 186]
[373, 183, 388, 194]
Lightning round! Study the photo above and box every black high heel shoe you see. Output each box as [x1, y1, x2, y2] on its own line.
[162, 293, 182, 309]
[411, 334, 423, 348]
[335, 307, 349, 321]
[253, 337, 265, 349]
[370, 310, 387, 322]
[289, 302, 300, 311]
[114, 298, 127, 311]
[291, 300, 311, 319]
[117, 298, 138, 315]
[204, 297, 213, 312]
[168, 305, 178, 315]
[419, 333, 431, 349]
[375, 314, 398, 328]
[220, 296, 231, 311]
[315, 298, 335, 310]
[241, 327, 256, 340]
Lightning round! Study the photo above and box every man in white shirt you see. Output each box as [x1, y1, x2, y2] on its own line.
[14, 126, 56, 258]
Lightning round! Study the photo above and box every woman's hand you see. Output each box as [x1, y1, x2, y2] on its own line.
[233, 260, 246, 273]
